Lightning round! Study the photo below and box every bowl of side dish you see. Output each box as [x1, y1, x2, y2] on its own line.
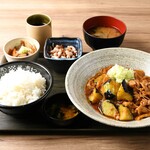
[65, 47, 150, 128]
[0, 61, 52, 115]
[42, 93, 80, 126]
[44, 37, 83, 73]
[3, 37, 40, 62]
[83, 16, 126, 50]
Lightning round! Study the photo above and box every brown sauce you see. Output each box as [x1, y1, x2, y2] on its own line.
[88, 26, 121, 38]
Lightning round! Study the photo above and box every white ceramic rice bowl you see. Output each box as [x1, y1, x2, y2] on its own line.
[65, 47, 150, 128]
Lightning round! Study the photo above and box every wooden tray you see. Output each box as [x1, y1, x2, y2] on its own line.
[0, 55, 150, 135]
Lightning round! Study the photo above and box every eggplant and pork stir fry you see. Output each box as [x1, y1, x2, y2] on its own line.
[85, 64, 150, 121]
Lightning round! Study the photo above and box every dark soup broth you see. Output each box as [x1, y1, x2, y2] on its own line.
[88, 26, 121, 38]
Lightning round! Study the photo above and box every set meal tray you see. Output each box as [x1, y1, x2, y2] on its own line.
[0, 53, 150, 135]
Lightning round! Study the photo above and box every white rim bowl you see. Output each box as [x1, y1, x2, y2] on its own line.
[65, 47, 150, 128]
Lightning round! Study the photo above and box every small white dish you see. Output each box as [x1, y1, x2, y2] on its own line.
[3, 37, 40, 62]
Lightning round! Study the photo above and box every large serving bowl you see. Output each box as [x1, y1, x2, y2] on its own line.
[3, 37, 40, 62]
[65, 47, 150, 128]
[83, 16, 126, 50]
[0, 61, 52, 115]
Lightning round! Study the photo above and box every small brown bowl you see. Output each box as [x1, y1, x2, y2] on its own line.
[83, 16, 127, 50]
[42, 93, 80, 126]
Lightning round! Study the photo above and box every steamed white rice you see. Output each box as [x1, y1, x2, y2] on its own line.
[0, 68, 46, 106]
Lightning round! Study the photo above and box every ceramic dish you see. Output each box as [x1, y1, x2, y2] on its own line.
[42, 93, 80, 126]
[3, 37, 40, 62]
[83, 16, 126, 50]
[44, 37, 83, 73]
[65, 47, 150, 128]
[0, 61, 53, 115]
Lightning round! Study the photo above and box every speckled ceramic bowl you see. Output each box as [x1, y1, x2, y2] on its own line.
[65, 47, 150, 128]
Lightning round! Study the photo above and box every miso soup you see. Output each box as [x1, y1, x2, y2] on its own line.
[88, 26, 121, 38]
